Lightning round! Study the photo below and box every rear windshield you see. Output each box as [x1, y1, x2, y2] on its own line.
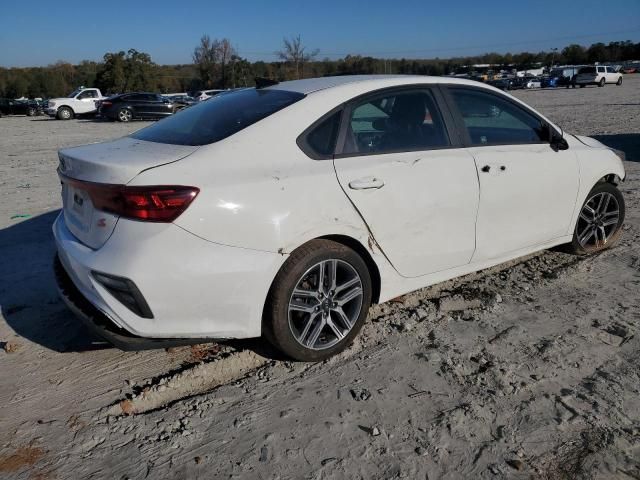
[579, 67, 596, 74]
[131, 89, 305, 146]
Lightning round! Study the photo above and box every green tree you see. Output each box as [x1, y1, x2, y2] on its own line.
[587, 43, 608, 63]
[562, 44, 587, 64]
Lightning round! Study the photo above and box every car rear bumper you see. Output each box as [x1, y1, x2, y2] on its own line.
[53, 212, 285, 345]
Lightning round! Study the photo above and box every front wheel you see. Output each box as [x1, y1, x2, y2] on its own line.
[57, 107, 73, 120]
[27, 107, 37, 116]
[569, 183, 625, 255]
[579, 84, 586, 88]
[264, 239, 372, 361]
[616, 77, 623, 86]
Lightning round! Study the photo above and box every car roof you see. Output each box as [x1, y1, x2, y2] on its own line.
[266, 74, 486, 94]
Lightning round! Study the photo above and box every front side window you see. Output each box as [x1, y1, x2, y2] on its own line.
[77, 90, 96, 99]
[606, 67, 615, 73]
[341, 89, 449, 155]
[131, 88, 305, 146]
[448, 88, 547, 146]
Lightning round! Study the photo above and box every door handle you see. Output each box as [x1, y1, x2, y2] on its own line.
[348, 177, 385, 190]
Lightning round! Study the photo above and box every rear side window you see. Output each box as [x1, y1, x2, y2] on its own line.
[300, 110, 342, 158]
[131, 89, 305, 146]
[449, 88, 546, 146]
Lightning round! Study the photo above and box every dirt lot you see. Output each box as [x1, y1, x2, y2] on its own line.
[1, 77, 639, 479]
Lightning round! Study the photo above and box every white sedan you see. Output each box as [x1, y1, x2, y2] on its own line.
[53, 75, 626, 361]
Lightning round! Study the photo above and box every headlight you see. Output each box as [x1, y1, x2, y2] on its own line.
[48, 101, 56, 107]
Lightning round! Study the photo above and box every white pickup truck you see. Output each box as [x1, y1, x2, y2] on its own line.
[46, 87, 106, 120]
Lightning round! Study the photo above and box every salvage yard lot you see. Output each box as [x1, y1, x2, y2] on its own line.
[1, 77, 639, 479]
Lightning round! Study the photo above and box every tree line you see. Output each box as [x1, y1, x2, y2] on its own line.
[0, 38, 638, 99]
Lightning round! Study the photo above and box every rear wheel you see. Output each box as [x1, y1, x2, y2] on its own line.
[117, 108, 132, 122]
[616, 76, 623, 86]
[57, 107, 73, 120]
[264, 239, 372, 361]
[598, 77, 606, 87]
[569, 183, 625, 255]
[26, 106, 37, 116]
[579, 84, 586, 88]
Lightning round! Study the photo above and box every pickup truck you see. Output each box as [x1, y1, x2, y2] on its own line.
[46, 87, 105, 120]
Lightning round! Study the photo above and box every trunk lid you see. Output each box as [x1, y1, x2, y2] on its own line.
[58, 137, 199, 249]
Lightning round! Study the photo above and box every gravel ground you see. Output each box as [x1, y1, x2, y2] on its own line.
[1, 77, 639, 479]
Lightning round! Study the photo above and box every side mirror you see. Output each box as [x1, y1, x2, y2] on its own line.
[548, 124, 569, 151]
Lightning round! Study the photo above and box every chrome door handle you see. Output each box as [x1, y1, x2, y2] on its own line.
[348, 178, 385, 190]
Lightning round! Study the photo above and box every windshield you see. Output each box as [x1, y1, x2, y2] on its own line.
[131, 88, 305, 146]
[67, 89, 82, 98]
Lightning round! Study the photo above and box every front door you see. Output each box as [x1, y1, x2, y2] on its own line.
[333, 87, 480, 278]
[444, 86, 579, 262]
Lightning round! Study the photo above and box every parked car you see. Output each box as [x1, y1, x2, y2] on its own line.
[98, 93, 180, 122]
[169, 95, 197, 108]
[0, 98, 41, 117]
[549, 67, 580, 88]
[524, 76, 542, 88]
[541, 76, 558, 88]
[53, 75, 626, 361]
[507, 76, 527, 90]
[46, 87, 105, 119]
[575, 66, 623, 87]
[192, 89, 223, 101]
[487, 77, 514, 90]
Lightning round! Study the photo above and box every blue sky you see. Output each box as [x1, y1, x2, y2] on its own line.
[2, 0, 639, 67]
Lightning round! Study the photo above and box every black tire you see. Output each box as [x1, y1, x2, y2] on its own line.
[264, 239, 372, 362]
[117, 108, 132, 122]
[616, 76, 623, 86]
[568, 182, 625, 255]
[26, 107, 37, 117]
[57, 106, 73, 120]
[579, 84, 586, 88]
[598, 77, 606, 87]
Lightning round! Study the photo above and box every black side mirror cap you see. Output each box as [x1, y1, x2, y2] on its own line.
[547, 124, 569, 151]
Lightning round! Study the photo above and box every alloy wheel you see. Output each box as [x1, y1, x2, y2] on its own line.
[288, 259, 363, 350]
[576, 192, 620, 248]
[118, 109, 132, 122]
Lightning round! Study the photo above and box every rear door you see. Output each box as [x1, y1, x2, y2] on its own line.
[331, 86, 480, 278]
[443, 86, 579, 262]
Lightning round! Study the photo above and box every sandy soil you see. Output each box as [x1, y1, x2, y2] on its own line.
[1, 77, 639, 480]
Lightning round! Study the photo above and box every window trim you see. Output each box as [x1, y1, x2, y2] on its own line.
[440, 84, 560, 148]
[334, 84, 462, 159]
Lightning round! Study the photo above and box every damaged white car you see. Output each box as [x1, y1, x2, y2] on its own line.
[53, 75, 626, 361]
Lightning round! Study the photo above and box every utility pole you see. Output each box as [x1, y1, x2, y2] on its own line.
[550, 47, 558, 68]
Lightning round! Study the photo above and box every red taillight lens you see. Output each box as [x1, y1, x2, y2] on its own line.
[101, 101, 112, 107]
[60, 174, 199, 222]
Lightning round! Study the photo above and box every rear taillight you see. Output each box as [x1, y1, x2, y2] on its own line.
[101, 101, 112, 107]
[60, 174, 199, 222]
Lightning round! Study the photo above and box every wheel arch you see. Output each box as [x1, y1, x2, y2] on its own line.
[57, 105, 75, 114]
[317, 234, 381, 305]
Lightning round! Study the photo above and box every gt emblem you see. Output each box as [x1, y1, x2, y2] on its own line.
[97, 218, 107, 227]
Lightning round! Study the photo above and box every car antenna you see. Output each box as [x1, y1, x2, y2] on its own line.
[255, 77, 279, 89]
